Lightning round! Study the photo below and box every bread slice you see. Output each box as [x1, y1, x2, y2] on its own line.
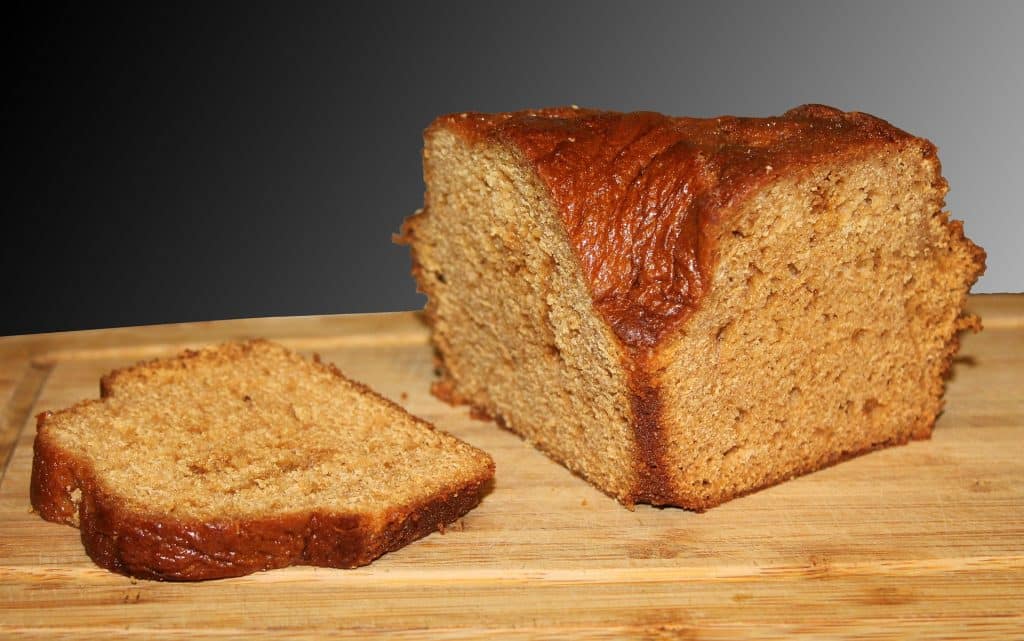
[30, 340, 494, 580]
[399, 104, 985, 510]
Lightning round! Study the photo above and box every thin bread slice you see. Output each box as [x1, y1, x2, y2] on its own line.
[30, 340, 494, 581]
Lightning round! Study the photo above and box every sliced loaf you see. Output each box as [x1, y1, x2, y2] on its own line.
[400, 105, 985, 509]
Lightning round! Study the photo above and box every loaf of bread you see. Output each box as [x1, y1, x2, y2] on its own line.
[30, 340, 494, 580]
[399, 104, 985, 509]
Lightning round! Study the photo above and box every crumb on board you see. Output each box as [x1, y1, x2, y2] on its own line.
[469, 405, 493, 421]
[437, 519, 466, 535]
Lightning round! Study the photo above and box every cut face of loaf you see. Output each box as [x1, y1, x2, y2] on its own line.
[30, 340, 494, 580]
[400, 105, 985, 509]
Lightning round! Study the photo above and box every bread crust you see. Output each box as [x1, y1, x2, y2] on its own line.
[623, 357, 673, 507]
[30, 342, 495, 581]
[31, 427, 491, 580]
[434, 104, 924, 349]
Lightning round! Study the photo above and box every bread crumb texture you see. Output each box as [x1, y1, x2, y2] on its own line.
[30, 340, 494, 580]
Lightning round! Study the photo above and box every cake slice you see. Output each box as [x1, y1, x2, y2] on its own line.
[30, 340, 494, 580]
[399, 104, 985, 509]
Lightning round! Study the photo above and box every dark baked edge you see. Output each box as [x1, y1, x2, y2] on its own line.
[31, 420, 493, 581]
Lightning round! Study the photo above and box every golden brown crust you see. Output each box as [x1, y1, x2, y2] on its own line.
[435, 105, 919, 348]
[31, 342, 495, 581]
[32, 425, 491, 580]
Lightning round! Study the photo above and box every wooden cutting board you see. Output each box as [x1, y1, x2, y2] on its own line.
[1, 295, 1021, 639]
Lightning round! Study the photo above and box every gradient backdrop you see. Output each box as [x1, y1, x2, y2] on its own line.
[8, 1, 1022, 335]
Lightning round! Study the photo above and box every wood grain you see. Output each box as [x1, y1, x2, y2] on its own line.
[0, 294, 1021, 639]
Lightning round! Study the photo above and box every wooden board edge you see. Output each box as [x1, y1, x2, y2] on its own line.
[0, 311, 430, 366]
[966, 293, 1024, 329]
[1, 615, 1022, 640]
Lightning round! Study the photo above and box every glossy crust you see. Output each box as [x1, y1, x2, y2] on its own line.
[435, 104, 917, 348]
[30, 344, 495, 581]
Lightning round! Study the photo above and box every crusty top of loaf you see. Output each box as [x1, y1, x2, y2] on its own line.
[431, 105, 926, 348]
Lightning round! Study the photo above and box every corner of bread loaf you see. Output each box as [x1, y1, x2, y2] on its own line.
[618, 347, 719, 511]
[622, 356, 674, 507]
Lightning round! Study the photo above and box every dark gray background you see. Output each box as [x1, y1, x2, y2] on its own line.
[7, 1, 1021, 335]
